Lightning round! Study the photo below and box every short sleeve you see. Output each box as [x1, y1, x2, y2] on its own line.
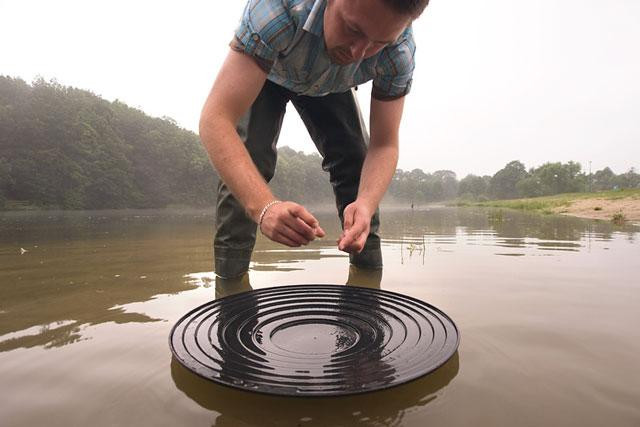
[372, 26, 416, 101]
[229, 0, 296, 73]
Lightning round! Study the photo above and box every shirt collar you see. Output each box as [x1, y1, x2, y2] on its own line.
[302, 0, 326, 36]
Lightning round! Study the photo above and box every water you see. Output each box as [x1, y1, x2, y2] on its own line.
[0, 207, 639, 426]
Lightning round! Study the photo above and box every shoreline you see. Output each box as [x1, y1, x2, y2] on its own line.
[4, 192, 640, 222]
[552, 197, 640, 221]
[452, 189, 640, 222]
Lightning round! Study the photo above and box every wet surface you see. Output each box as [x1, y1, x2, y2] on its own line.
[170, 284, 458, 396]
[0, 207, 639, 426]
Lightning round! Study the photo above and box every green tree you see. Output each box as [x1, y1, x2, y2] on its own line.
[458, 174, 489, 200]
[0, 76, 218, 209]
[271, 146, 333, 204]
[0, 157, 11, 208]
[489, 160, 528, 199]
[592, 167, 615, 191]
[613, 167, 640, 189]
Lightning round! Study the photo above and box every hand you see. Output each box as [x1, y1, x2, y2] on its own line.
[337, 200, 373, 254]
[259, 201, 325, 247]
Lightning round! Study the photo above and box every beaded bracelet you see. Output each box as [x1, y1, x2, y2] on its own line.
[258, 200, 282, 234]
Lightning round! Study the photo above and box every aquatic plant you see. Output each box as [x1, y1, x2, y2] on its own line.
[487, 210, 505, 222]
[611, 211, 627, 225]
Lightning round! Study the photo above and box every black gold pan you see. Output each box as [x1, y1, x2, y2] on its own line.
[169, 284, 459, 397]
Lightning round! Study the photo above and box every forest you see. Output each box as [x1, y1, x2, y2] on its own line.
[1, 76, 638, 210]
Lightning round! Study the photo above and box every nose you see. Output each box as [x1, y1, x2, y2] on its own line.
[349, 39, 370, 60]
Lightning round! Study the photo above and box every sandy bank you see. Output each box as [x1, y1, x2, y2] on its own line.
[554, 197, 640, 221]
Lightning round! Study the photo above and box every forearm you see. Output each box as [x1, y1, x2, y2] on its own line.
[200, 115, 274, 222]
[197, 50, 276, 223]
[357, 141, 399, 212]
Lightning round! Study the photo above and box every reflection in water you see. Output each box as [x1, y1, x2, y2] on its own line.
[0, 210, 213, 351]
[1, 207, 637, 352]
[171, 349, 459, 426]
[213, 265, 383, 296]
[251, 248, 346, 272]
[338, 267, 395, 393]
[0, 319, 82, 351]
[216, 278, 261, 392]
[0, 308, 161, 353]
[382, 207, 638, 243]
[346, 265, 383, 289]
[215, 273, 253, 299]
[1, 207, 639, 427]
[211, 267, 390, 394]
[174, 267, 458, 423]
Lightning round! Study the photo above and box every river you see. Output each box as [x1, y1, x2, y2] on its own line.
[0, 207, 638, 426]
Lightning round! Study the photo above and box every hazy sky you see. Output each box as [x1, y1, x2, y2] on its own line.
[2, 0, 639, 178]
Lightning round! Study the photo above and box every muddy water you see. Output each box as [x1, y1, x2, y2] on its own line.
[0, 207, 638, 426]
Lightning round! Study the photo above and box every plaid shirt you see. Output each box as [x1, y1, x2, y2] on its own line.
[230, 0, 416, 100]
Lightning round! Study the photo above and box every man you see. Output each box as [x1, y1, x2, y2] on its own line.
[199, 0, 429, 278]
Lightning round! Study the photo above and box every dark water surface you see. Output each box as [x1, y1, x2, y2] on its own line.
[0, 207, 638, 426]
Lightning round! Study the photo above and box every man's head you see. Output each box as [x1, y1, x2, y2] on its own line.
[324, 0, 429, 65]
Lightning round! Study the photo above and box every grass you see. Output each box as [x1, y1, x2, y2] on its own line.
[451, 189, 640, 214]
[487, 210, 505, 222]
[2, 200, 43, 211]
[612, 210, 627, 225]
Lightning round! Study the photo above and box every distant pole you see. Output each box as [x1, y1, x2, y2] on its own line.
[589, 160, 592, 193]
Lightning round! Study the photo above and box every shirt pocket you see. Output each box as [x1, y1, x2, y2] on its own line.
[353, 59, 377, 86]
[273, 54, 308, 84]
[288, 67, 310, 84]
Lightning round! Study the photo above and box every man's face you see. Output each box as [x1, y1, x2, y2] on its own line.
[324, 0, 411, 65]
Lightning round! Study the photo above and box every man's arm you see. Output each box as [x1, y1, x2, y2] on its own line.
[337, 95, 405, 253]
[199, 50, 324, 247]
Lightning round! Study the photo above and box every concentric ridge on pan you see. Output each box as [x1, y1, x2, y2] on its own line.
[170, 284, 459, 397]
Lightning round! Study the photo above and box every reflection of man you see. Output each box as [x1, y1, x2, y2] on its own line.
[215, 264, 382, 299]
[200, 0, 430, 278]
[346, 264, 383, 290]
[214, 274, 260, 389]
[213, 268, 386, 395]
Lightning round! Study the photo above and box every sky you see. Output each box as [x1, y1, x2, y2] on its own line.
[1, 0, 639, 178]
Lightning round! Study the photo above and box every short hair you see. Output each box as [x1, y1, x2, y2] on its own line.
[380, 0, 430, 18]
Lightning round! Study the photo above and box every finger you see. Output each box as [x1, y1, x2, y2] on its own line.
[343, 230, 368, 253]
[313, 225, 326, 238]
[343, 206, 355, 231]
[338, 228, 359, 251]
[352, 229, 369, 253]
[279, 223, 310, 246]
[274, 231, 301, 247]
[289, 205, 320, 229]
[338, 219, 367, 251]
[287, 205, 325, 240]
[341, 234, 363, 253]
[286, 216, 316, 241]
